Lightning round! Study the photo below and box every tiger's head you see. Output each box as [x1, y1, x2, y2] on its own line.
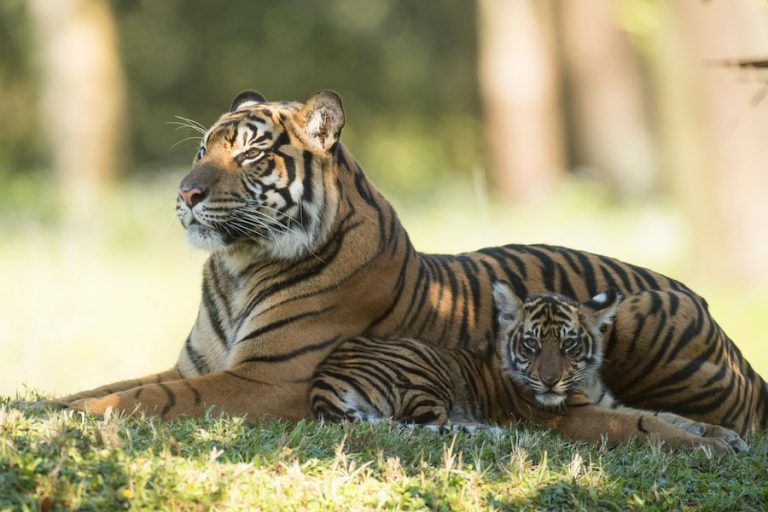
[492, 282, 622, 407]
[176, 90, 345, 260]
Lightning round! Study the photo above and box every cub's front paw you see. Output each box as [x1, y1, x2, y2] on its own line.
[683, 422, 749, 453]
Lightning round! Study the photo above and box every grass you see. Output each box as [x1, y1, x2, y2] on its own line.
[1, 390, 767, 511]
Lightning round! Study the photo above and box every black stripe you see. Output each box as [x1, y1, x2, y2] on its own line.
[158, 383, 176, 417]
[182, 381, 202, 406]
[302, 150, 314, 204]
[242, 335, 340, 364]
[225, 371, 272, 385]
[237, 307, 333, 345]
[663, 305, 705, 365]
[603, 257, 639, 292]
[184, 335, 210, 374]
[364, 246, 413, 332]
[631, 264, 663, 291]
[202, 278, 228, 348]
[517, 246, 556, 290]
[208, 259, 232, 320]
[457, 256, 482, 331]
[479, 248, 528, 299]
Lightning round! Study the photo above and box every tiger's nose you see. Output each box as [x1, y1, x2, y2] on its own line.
[178, 185, 207, 208]
[540, 374, 560, 387]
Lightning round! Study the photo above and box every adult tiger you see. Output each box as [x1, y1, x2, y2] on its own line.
[58, 90, 768, 435]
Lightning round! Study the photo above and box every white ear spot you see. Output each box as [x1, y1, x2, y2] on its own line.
[300, 90, 345, 152]
[592, 292, 608, 304]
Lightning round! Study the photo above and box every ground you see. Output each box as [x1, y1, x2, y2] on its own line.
[1, 391, 766, 511]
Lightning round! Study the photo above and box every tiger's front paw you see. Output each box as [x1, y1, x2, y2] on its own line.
[69, 385, 179, 419]
[69, 393, 136, 416]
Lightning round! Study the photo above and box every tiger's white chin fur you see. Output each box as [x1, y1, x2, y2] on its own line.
[535, 392, 567, 407]
[185, 224, 228, 251]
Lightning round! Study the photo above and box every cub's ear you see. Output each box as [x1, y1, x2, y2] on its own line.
[583, 287, 623, 331]
[230, 90, 267, 112]
[298, 90, 345, 152]
[492, 281, 523, 329]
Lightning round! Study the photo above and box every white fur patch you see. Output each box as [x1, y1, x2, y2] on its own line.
[185, 224, 227, 251]
[535, 392, 567, 407]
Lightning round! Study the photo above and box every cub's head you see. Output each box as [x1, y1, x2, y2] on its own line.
[492, 282, 622, 407]
[176, 90, 345, 259]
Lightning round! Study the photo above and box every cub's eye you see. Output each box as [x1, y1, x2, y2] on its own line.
[195, 146, 206, 161]
[521, 337, 539, 354]
[561, 338, 580, 352]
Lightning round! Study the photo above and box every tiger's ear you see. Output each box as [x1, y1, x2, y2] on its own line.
[298, 90, 345, 152]
[230, 90, 267, 112]
[583, 287, 623, 331]
[492, 281, 524, 330]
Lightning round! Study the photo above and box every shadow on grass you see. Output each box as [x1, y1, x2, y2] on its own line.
[3, 394, 767, 510]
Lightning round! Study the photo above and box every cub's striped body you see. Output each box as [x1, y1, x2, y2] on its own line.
[311, 285, 747, 451]
[57, 90, 767, 436]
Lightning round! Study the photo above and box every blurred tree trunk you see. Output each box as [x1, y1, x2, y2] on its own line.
[477, 0, 564, 203]
[654, 0, 768, 284]
[28, 0, 125, 223]
[558, 0, 657, 198]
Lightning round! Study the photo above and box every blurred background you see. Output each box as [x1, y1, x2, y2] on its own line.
[1, 0, 767, 396]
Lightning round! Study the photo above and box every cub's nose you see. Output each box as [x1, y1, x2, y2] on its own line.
[178, 185, 207, 208]
[540, 374, 560, 388]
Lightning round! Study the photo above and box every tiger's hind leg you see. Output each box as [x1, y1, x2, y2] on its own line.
[602, 289, 767, 435]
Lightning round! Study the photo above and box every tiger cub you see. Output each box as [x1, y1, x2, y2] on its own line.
[310, 283, 748, 451]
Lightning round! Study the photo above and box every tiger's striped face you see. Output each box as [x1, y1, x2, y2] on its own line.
[176, 90, 344, 260]
[492, 283, 621, 407]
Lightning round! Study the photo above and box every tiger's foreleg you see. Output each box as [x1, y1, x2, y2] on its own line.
[67, 364, 310, 421]
[50, 368, 184, 407]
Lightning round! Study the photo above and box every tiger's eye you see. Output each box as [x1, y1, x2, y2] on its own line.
[561, 338, 579, 352]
